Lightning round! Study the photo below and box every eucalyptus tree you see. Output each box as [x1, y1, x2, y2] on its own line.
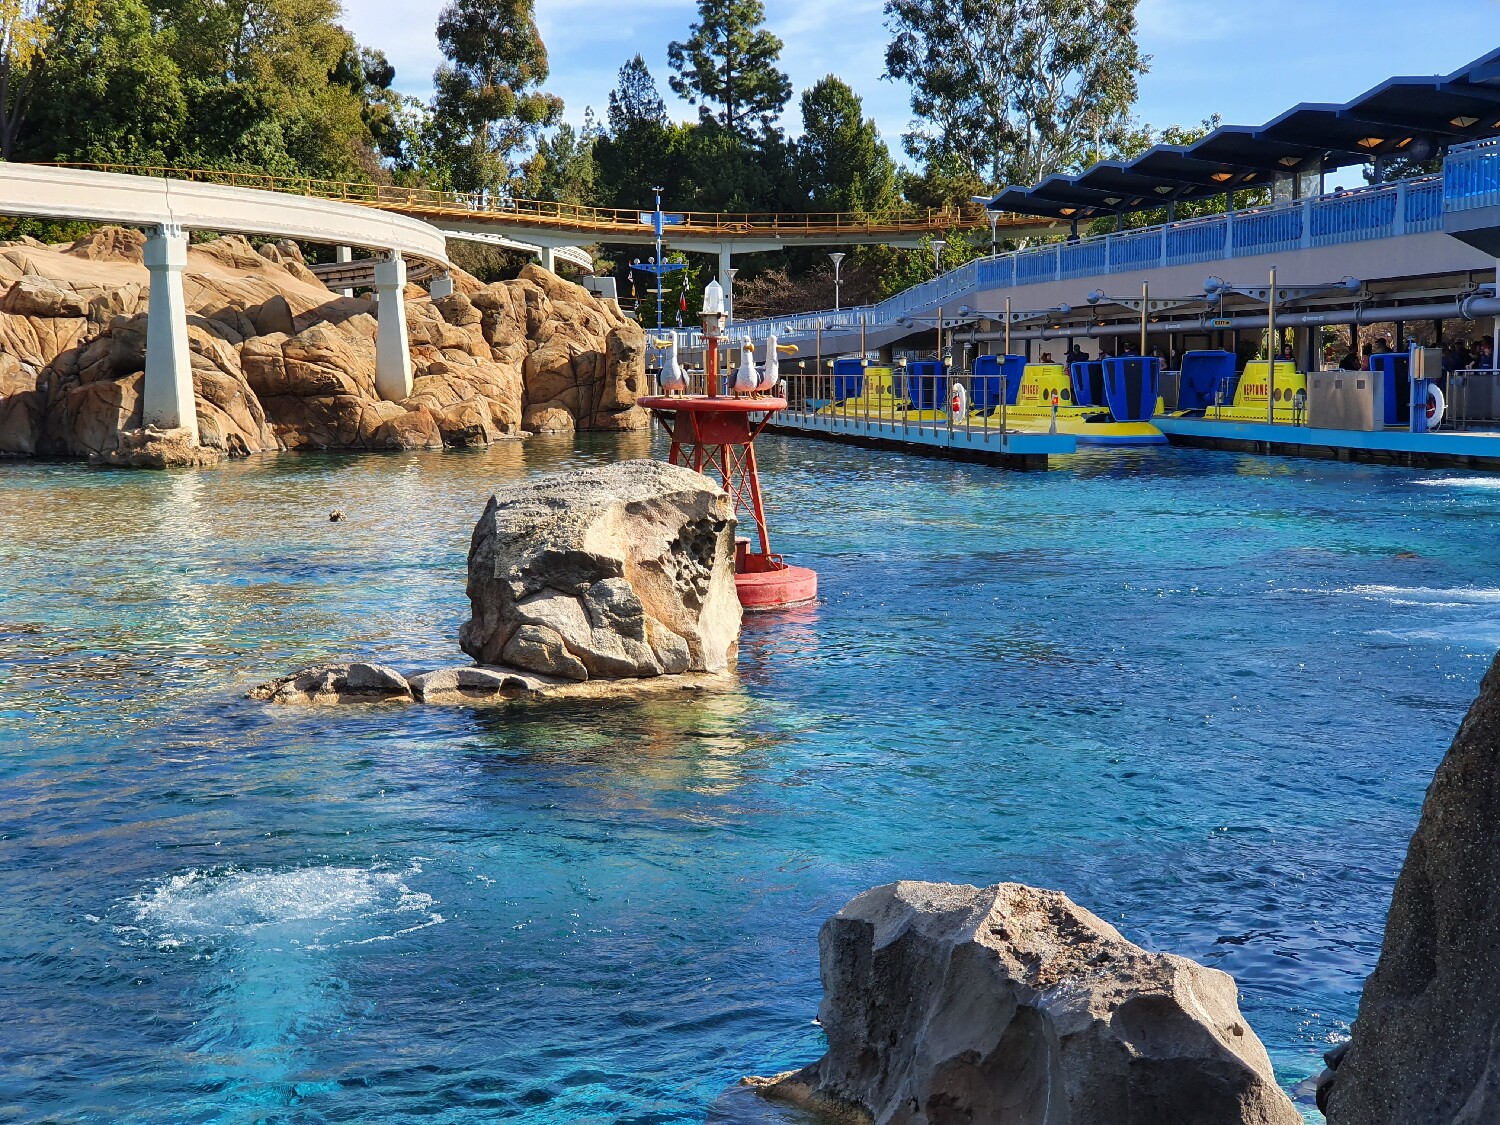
[884, 0, 1148, 190]
[431, 0, 563, 194]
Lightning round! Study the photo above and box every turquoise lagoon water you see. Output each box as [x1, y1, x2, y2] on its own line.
[3, 433, 1499, 1123]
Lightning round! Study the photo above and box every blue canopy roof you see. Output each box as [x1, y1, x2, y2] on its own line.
[989, 48, 1500, 220]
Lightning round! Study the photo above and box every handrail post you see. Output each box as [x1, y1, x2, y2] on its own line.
[1394, 179, 1409, 237]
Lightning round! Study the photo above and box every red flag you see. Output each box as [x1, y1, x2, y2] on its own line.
[679, 294, 687, 312]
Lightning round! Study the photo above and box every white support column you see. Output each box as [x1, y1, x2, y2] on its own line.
[538, 245, 556, 273]
[429, 271, 454, 300]
[335, 244, 354, 297]
[374, 252, 412, 402]
[717, 246, 732, 298]
[142, 224, 198, 443]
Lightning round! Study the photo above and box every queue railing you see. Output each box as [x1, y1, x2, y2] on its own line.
[1447, 369, 1500, 431]
[731, 173, 1444, 343]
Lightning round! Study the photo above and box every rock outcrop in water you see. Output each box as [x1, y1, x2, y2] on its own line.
[1324, 653, 1500, 1125]
[458, 460, 742, 680]
[0, 227, 646, 461]
[749, 880, 1300, 1125]
[252, 460, 742, 705]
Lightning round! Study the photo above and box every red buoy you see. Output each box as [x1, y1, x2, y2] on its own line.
[640, 389, 818, 612]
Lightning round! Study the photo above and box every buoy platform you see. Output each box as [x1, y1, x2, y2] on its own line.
[640, 393, 818, 611]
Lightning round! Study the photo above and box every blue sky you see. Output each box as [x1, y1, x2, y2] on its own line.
[343, 0, 1500, 164]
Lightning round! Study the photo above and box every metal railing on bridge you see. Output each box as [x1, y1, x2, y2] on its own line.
[728, 173, 1447, 342]
[39, 162, 975, 239]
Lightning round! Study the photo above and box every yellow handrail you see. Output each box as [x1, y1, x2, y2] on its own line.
[35, 162, 1018, 237]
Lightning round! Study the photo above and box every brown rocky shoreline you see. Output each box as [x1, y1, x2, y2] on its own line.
[0, 226, 648, 462]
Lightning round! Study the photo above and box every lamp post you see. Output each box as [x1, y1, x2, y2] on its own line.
[652, 186, 664, 331]
[828, 251, 846, 312]
[931, 239, 946, 276]
[726, 266, 739, 326]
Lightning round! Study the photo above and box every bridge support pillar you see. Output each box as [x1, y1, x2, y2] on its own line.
[335, 245, 354, 297]
[374, 253, 412, 402]
[717, 245, 732, 302]
[539, 245, 556, 273]
[142, 224, 198, 444]
[429, 271, 454, 300]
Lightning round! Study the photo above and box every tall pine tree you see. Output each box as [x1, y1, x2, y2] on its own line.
[796, 76, 897, 214]
[666, 0, 790, 138]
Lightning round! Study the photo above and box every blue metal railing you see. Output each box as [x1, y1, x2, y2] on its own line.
[1444, 138, 1500, 211]
[723, 168, 1458, 342]
[1112, 227, 1165, 270]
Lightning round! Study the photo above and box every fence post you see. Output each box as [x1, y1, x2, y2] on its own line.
[1393, 180, 1408, 237]
[1300, 197, 1313, 249]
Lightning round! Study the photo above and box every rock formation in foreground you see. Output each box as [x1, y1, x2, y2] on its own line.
[1324, 652, 1500, 1125]
[749, 881, 1301, 1125]
[458, 459, 742, 680]
[253, 460, 742, 705]
[0, 227, 646, 461]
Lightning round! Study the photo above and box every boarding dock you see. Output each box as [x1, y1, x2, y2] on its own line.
[1154, 416, 1500, 469]
[767, 404, 1076, 469]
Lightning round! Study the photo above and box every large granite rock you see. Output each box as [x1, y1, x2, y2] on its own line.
[752, 881, 1300, 1125]
[1325, 654, 1500, 1125]
[458, 460, 741, 681]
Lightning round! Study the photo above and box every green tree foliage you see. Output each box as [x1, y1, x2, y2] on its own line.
[516, 109, 600, 204]
[18, 0, 184, 163]
[0, 0, 111, 158]
[794, 76, 897, 213]
[430, 0, 563, 194]
[667, 0, 790, 138]
[884, 0, 1148, 190]
[594, 55, 672, 210]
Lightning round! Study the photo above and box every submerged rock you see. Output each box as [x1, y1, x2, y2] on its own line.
[750, 880, 1300, 1125]
[252, 661, 734, 705]
[458, 459, 741, 681]
[249, 662, 413, 704]
[1325, 653, 1500, 1125]
[90, 425, 226, 469]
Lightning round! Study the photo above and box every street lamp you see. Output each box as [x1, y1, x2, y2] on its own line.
[931, 239, 947, 276]
[828, 251, 846, 312]
[726, 266, 738, 326]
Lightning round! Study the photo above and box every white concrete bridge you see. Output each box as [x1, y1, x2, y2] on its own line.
[0, 163, 456, 447]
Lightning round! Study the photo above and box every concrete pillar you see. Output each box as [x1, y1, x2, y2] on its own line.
[335, 244, 354, 298]
[717, 246, 732, 302]
[373, 253, 412, 402]
[429, 271, 454, 300]
[539, 245, 556, 273]
[142, 224, 197, 443]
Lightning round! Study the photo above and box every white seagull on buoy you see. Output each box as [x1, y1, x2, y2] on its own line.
[657, 335, 688, 396]
[731, 335, 759, 396]
[759, 333, 783, 394]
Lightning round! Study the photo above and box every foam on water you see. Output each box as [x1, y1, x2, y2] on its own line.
[125, 864, 442, 951]
[1413, 476, 1500, 490]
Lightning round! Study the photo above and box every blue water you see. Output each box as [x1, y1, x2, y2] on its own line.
[3, 434, 1498, 1124]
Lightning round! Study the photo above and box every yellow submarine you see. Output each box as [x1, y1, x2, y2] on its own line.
[816, 355, 1167, 445]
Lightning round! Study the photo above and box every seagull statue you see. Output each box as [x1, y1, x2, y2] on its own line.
[759, 333, 783, 395]
[731, 335, 760, 397]
[657, 335, 689, 396]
